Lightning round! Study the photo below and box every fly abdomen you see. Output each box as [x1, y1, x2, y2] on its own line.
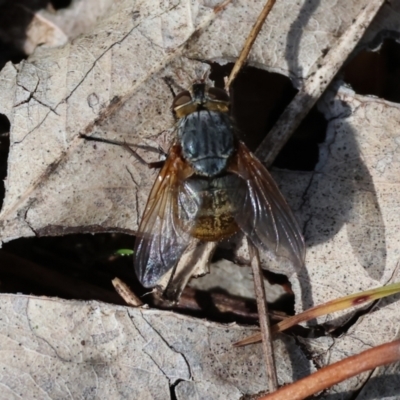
[178, 110, 235, 177]
[177, 174, 247, 241]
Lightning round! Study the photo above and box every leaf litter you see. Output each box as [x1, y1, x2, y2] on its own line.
[0, 0, 399, 398]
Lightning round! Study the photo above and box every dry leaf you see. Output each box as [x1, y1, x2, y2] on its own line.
[0, 0, 400, 397]
[0, 294, 313, 398]
[289, 86, 400, 397]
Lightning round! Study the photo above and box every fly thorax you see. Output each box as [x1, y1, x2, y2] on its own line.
[178, 110, 236, 177]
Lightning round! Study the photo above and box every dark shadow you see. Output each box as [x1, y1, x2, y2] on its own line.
[188, 287, 259, 325]
[303, 90, 387, 282]
[0, 40, 26, 71]
[285, 0, 322, 83]
[229, 67, 298, 151]
[273, 107, 327, 171]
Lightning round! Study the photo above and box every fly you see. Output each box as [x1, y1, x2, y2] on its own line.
[134, 80, 305, 292]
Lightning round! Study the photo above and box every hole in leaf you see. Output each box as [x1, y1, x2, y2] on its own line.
[210, 63, 328, 171]
[343, 38, 400, 103]
[210, 63, 298, 151]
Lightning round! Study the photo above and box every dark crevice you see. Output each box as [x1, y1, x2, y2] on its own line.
[0, 113, 10, 210]
[0, 233, 261, 325]
[343, 38, 400, 103]
[1, 234, 140, 303]
[1, 232, 332, 334]
[169, 379, 185, 400]
[262, 269, 295, 315]
[50, 0, 72, 10]
[0, 41, 26, 70]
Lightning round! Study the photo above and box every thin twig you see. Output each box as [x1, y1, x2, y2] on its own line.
[249, 239, 278, 391]
[224, 1, 278, 387]
[258, 339, 400, 400]
[225, 0, 277, 90]
[112, 277, 143, 307]
[255, 0, 386, 167]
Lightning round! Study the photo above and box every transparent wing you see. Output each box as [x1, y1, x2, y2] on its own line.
[229, 141, 305, 270]
[134, 146, 195, 288]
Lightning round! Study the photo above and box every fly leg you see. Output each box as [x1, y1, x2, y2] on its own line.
[80, 133, 166, 169]
[121, 142, 165, 169]
[162, 76, 190, 99]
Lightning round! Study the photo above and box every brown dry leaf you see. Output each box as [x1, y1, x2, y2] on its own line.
[0, 0, 400, 397]
[0, 294, 313, 398]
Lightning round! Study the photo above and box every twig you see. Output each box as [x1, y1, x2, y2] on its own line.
[112, 277, 143, 307]
[225, 0, 276, 91]
[225, 1, 278, 388]
[258, 339, 400, 400]
[249, 239, 278, 391]
[255, 0, 386, 167]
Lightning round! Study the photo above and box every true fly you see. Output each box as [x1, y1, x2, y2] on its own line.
[134, 80, 305, 293]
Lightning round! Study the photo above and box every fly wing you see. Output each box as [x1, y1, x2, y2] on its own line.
[134, 146, 195, 288]
[229, 141, 305, 270]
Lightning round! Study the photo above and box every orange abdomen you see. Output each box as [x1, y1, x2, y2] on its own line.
[177, 174, 247, 241]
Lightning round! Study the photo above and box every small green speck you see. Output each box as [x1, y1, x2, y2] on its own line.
[115, 249, 134, 256]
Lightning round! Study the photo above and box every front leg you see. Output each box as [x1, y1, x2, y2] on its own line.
[80, 133, 167, 169]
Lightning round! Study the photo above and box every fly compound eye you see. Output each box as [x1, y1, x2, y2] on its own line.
[207, 87, 230, 102]
[172, 90, 192, 109]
